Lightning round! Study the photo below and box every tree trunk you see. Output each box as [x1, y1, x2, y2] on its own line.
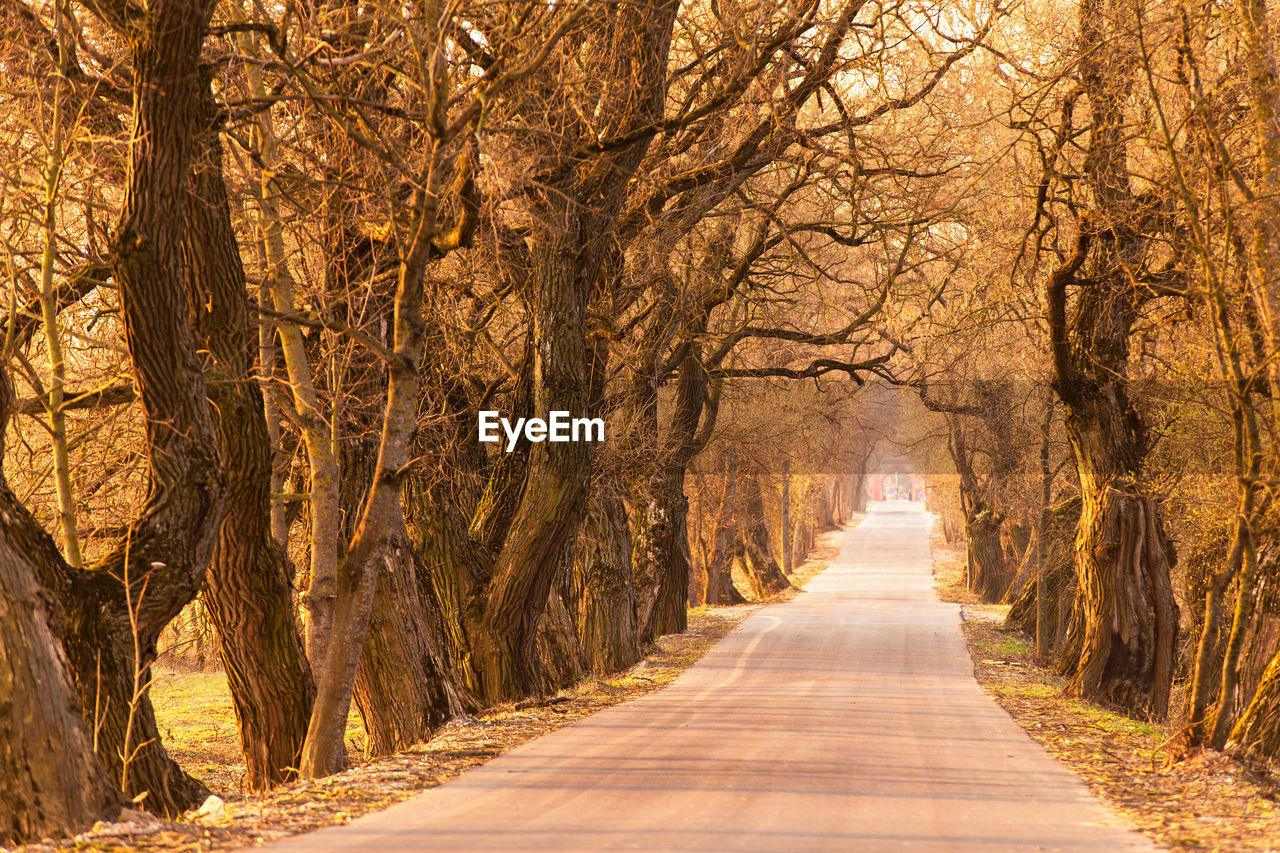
[1237, 537, 1280, 716]
[633, 464, 694, 642]
[182, 76, 314, 791]
[570, 487, 642, 674]
[537, 586, 589, 693]
[0, 506, 121, 845]
[47, 0, 229, 813]
[1229, 649, 1280, 763]
[298, 178, 441, 775]
[736, 468, 793, 599]
[472, 236, 594, 702]
[967, 508, 1012, 602]
[405, 449, 489, 696]
[702, 485, 747, 606]
[1045, 0, 1180, 719]
[353, 521, 469, 755]
[852, 454, 870, 513]
[816, 483, 836, 529]
[1034, 395, 1055, 662]
[949, 422, 1013, 602]
[332, 303, 473, 757]
[1060, 478, 1179, 717]
[780, 462, 793, 575]
[253, 104, 340, 672]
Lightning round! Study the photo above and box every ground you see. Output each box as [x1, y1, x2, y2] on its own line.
[931, 529, 1280, 852]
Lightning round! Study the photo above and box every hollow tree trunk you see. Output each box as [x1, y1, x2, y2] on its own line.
[948, 421, 1012, 602]
[182, 77, 314, 790]
[570, 486, 642, 674]
[1006, 552, 1073, 641]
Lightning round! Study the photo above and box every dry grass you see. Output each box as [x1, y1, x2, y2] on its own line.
[148, 672, 367, 799]
[932, 528, 1280, 852]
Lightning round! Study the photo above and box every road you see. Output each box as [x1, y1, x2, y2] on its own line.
[259, 502, 1154, 852]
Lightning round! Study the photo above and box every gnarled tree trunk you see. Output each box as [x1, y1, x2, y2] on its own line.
[353, 519, 471, 755]
[38, 0, 231, 813]
[633, 464, 694, 641]
[571, 486, 642, 674]
[537, 585, 589, 693]
[1044, 0, 1179, 719]
[183, 76, 314, 791]
[700, 480, 748, 606]
[1229, 650, 1280, 763]
[0, 484, 121, 845]
[735, 468, 792, 600]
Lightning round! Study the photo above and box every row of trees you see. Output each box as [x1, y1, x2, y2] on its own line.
[909, 0, 1280, 776]
[0, 0, 974, 843]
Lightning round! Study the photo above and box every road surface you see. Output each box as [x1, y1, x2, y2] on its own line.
[259, 502, 1153, 852]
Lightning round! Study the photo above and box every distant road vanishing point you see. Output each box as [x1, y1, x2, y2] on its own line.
[256, 502, 1153, 852]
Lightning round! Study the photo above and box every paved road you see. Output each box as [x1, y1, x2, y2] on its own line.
[260, 502, 1153, 852]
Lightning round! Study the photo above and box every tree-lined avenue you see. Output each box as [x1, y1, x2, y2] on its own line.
[256, 503, 1152, 852]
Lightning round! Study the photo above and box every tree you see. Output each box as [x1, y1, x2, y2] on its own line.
[1045, 0, 1180, 718]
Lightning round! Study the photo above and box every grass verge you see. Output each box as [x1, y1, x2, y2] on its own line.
[932, 529, 1280, 852]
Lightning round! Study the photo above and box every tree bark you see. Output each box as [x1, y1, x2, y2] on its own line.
[41, 0, 230, 814]
[251, 94, 340, 672]
[700, 469, 748, 606]
[967, 509, 1012, 602]
[631, 343, 716, 639]
[735, 468, 793, 600]
[1045, 0, 1180, 719]
[1229, 649, 1280, 764]
[352, 520, 469, 755]
[298, 189, 439, 775]
[570, 486, 642, 674]
[0, 488, 121, 845]
[632, 464, 695, 641]
[474, 231, 594, 700]
[182, 75, 315, 791]
[781, 461, 793, 575]
[949, 423, 1014, 602]
[537, 585, 589, 693]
